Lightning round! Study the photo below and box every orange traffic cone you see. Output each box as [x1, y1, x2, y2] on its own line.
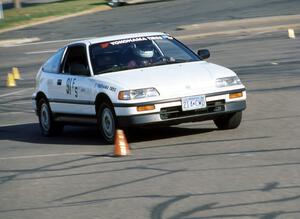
[114, 129, 131, 156]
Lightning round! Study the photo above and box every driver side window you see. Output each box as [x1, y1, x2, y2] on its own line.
[62, 45, 90, 76]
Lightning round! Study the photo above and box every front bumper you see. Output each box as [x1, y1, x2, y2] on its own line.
[117, 100, 246, 127]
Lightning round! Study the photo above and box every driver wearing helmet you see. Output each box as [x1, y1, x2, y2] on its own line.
[127, 41, 156, 68]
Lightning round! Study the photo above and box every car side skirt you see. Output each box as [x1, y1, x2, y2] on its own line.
[53, 113, 97, 125]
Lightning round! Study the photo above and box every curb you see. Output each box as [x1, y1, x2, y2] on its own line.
[0, 5, 111, 35]
[173, 14, 300, 40]
[175, 24, 300, 41]
[177, 14, 300, 31]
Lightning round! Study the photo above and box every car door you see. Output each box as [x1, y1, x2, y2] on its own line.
[41, 47, 66, 110]
[50, 44, 95, 115]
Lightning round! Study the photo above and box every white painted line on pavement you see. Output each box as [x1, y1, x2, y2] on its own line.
[0, 122, 35, 127]
[0, 111, 33, 115]
[25, 50, 57, 55]
[0, 152, 95, 160]
[3, 101, 32, 105]
[0, 88, 33, 98]
[0, 37, 40, 47]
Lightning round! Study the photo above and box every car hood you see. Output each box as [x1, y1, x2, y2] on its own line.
[96, 61, 237, 99]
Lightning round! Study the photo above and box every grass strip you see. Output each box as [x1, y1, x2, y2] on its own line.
[0, 0, 107, 30]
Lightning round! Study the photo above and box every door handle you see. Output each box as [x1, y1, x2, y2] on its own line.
[57, 79, 62, 86]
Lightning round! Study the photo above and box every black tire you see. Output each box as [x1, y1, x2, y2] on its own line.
[214, 111, 242, 130]
[98, 102, 117, 143]
[37, 98, 64, 136]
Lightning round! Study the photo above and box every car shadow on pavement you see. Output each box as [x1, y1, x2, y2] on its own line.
[0, 123, 104, 146]
[126, 126, 216, 143]
[0, 123, 216, 145]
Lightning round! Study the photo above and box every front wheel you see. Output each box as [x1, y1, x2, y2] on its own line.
[214, 111, 242, 130]
[38, 99, 64, 136]
[98, 103, 117, 143]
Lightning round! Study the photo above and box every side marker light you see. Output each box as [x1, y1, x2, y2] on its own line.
[137, 105, 155, 112]
[229, 92, 243, 99]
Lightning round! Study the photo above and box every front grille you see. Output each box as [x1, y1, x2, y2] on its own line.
[160, 100, 225, 120]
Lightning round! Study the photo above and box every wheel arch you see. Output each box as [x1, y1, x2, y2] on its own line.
[95, 93, 114, 115]
[35, 92, 48, 113]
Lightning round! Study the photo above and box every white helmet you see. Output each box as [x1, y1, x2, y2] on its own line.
[131, 43, 154, 58]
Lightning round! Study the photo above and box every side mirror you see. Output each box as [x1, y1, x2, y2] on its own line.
[197, 49, 210, 60]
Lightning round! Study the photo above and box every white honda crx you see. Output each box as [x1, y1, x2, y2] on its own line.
[32, 32, 246, 143]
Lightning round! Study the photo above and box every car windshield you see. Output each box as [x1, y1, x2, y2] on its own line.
[89, 35, 200, 75]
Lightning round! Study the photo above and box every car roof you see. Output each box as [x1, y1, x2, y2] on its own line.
[69, 32, 166, 46]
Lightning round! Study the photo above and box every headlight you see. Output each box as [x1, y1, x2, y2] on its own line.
[118, 88, 159, 100]
[216, 76, 241, 88]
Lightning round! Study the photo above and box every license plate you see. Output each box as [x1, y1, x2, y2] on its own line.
[182, 95, 206, 111]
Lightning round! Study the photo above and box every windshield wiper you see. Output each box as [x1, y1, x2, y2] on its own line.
[151, 57, 192, 66]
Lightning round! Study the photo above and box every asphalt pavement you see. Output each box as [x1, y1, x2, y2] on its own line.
[0, 0, 300, 218]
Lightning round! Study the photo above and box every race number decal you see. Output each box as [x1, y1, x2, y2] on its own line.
[66, 78, 78, 98]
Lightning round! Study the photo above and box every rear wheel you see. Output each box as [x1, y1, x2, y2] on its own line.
[98, 103, 117, 143]
[38, 99, 64, 136]
[214, 111, 242, 130]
